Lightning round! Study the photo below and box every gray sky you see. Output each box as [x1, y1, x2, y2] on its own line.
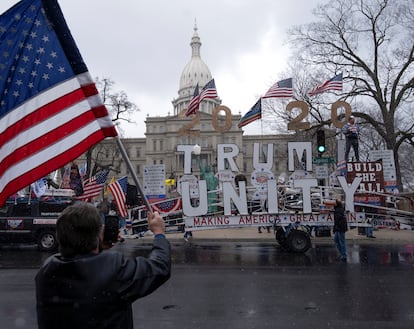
[1, 0, 323, 137]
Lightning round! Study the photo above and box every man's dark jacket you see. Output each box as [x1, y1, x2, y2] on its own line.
[36, 236, 171, 329]
[333, 204, 348, 233]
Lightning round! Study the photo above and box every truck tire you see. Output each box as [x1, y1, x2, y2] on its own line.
[287, 230, 311, 253]
[37, 230, 58, 252]
[275, 227, 289, 250]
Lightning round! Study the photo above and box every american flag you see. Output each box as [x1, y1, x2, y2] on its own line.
[238, 98, 262, 128]
[262, 78, 293, 98]
[308, 73, 343, 96]
[0, 0, 117, 206]
[108, 176, 128, 218]
[76, 170, 110, 201]
[185, 83, 199, 116]
[199, 79, 218, 102]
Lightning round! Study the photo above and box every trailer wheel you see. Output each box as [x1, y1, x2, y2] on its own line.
[275, 227, 289, 250]
[287, 230, 311, 253]
[37, 230, 58, 252]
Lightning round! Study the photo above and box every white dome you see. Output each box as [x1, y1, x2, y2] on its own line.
[178, 24, 212, 97]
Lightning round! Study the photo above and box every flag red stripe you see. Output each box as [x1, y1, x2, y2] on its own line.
[76, 183, 104, 200]
[0, 107, 109, 179]
[109, 182, 128, 217]
[0, 85, 97, 148]
[0, 130, 105, 204]
[238, 114, 262, 128]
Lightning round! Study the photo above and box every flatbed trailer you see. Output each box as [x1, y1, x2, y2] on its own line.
[130, 186, 413, 253]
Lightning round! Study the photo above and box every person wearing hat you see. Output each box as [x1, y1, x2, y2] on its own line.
[333, 199, 348, 262]
[342, 115, 360, 162]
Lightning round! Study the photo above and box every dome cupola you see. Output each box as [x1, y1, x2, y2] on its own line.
[178, 22, 212, 97]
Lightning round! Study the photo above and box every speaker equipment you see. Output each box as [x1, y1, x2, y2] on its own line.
[126, 184, 139, 206]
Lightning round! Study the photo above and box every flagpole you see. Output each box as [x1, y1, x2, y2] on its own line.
[115, 136, 153, 215]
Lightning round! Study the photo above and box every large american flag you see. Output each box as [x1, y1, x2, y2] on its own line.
[185, 83, 199, 116]
[262, 78, 293, 98]
[108, 176, 128, 218]
[308, 73, 343, 96]
[0, 0, 118, 206]
[76, 169, 109, 201]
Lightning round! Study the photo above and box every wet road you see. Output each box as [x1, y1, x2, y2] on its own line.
[1, 239, 414, 328]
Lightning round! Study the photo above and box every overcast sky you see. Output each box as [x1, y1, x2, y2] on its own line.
[1, 0, 325, 137]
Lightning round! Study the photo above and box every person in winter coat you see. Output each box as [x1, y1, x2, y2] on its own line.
[342, 115, 360, 162]
[333, 199, 348, 262]
[36, 202, 170, 329]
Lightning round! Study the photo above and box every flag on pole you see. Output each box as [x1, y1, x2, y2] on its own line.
[105, 176, 115, 196]
[185, 84, 200, 116]
[76, 170, 110, 201]
[78, 163, 87, 178]
[308, 73, 343, 96]
[0, 0, 118, 206]
[199, 79, 218, 102]
[238, 99, 262, 128]
[108, 176, 128, 218]
[185, 79, 218, 117]
[31, 178, 48, 198]
[262, 78, 293, 98]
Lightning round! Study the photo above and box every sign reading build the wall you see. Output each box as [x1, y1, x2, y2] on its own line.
[346, 161, 384, 205]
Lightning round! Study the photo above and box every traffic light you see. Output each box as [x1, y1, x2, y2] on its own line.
[316, 130, 326, 153]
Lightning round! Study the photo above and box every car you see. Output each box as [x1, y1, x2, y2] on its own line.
[0, 190, 74, 251]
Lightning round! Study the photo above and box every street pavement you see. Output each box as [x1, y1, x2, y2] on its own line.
[135, 226, 414, 244]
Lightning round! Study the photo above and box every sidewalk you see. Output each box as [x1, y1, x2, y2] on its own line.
[134, 226, 414, 245]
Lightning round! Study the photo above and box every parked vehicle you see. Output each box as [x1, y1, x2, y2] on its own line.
[0, 190, 74, 251]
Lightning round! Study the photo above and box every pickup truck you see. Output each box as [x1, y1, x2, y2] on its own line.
[0, 191, 74, 251]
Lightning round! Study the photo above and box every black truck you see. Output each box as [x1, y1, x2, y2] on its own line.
[0, 191, 74, 251]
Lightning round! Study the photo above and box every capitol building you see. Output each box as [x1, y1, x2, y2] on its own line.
[80, 24, 322, 188]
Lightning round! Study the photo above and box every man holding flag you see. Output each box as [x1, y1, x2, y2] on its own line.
[0, 1, 170, 328]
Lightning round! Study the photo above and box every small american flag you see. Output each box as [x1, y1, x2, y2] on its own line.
[76, 170, 109, 201]
[0, 0, 117, 205]
[308, 73, 343, 96]
[238, 98, 262, 128]
[199, 79, 218, 102]
[262, 78, 293, 98]
[108, 176, 128, 218]
[185, 84, 199, 116]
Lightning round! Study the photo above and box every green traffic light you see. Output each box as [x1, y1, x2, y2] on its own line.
[318, 145, 325, 153]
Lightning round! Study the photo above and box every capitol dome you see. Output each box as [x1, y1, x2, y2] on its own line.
[172, 22, 221, 116]
[178, 24, 212, 97]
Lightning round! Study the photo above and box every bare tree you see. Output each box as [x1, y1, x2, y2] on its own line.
[288, 0, 414, 190]
[84, 78, 139, 177]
